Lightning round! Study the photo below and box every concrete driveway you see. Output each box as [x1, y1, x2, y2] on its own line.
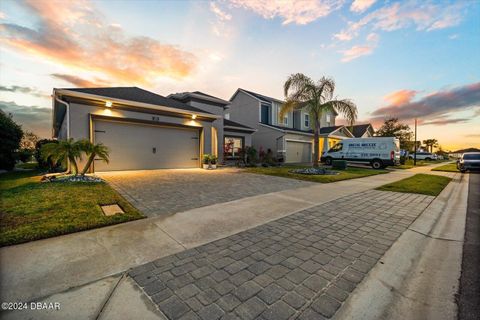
[98, 168, 314, 217]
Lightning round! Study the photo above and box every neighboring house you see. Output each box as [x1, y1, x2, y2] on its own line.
[52, 87, 223, 172]
[228, 88, 344, 163]
[350, 124, 374, 138]
[168, 91, 256, 162]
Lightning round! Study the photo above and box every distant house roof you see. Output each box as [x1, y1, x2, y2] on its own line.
[350, 124, 373, 137]
[61, 87, 212, 114]
[450, 148, 480, 153]
[168, 91, 230, 108]
[232, 88, 284, 104]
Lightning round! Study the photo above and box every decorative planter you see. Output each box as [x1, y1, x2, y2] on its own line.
[202, 164, 217, 170]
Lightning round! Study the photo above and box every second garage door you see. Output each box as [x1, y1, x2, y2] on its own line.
[285, 141, 312, 163]
[94, 120, 200, 172]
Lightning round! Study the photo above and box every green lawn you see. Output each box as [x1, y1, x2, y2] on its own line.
[15, 162, 38, 170]
[396, 159, 448, 169]
[376, 173, 451, 196]
[431, 163, 459, 172]
[245, 165, 388, 183]
[0, 171, 144, 247]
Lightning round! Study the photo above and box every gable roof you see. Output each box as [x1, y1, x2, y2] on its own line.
[168, 91, 230, 107]
[61, 87, 212, 114]
[233, 88, 284, 104]
[319, 125, 343, 134]
[350, 124, 373, 137]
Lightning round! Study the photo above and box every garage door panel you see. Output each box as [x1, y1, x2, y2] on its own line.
[286, 141, 312, 163]
[94, 120, 199, 171]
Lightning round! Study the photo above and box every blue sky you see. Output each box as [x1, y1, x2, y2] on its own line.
[0, 0, 479, 149]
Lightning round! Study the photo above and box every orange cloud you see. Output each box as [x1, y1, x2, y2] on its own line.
[0, 0, 196, 86]
[384, 89, 417, 106]
[50, 74, 109, 87]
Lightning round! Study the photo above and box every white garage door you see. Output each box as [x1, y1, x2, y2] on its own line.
[286, 141, 312, 163]
[94, 120, 200, 172]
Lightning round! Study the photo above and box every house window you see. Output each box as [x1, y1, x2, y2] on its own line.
[326, 114, 331, 126]
[224, 113, 230, 120]
[304, 114, 310, 127]
[224, 136, 244, 159]
[283, 115, 288, 126]
[261, 104, 270, 124]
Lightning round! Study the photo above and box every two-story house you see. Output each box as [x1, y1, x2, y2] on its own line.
[169, 91, 256, 163]
[228, 88, 354, 163]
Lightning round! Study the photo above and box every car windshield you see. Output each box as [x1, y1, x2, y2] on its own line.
[464, 154, 480, 160]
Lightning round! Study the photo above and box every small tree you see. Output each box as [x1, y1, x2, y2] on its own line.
[20, 131, 39, 150]
[0, 111, 23, 170]
[78, 140, 109, 175]
[41, 138, 82, 175]
[375, 117, 413, 150]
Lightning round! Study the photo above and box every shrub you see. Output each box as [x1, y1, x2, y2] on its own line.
[245, 146, 257, 164]
[400, 155, 406, 165]
[17, 149, 33, 163]
[0, 112, 23, 170]
[332, 160, 347, 170]
[202, 154, 211, 164]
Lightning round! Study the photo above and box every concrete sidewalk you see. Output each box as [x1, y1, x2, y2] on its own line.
[333, 172, 468, 320]
[0, 164, 455, 319]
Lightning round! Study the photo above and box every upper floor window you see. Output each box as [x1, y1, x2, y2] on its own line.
[224, 113, 230, 120]
[326, 114, 331, 126]
[261, 104, 270, 124]
[304, 114, 310, 127]
[283, 115, 288, 126]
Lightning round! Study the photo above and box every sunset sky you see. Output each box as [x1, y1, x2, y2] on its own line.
[0, 0, 479, 151]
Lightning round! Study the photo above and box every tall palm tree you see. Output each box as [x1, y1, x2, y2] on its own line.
[41, 138, 82, 175]
[423, 139, 439, 153]
[281, 74, 358, 167]
[78, 140, 109, 175]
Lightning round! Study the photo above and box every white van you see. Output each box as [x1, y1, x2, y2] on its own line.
[321, 137, 401, 169]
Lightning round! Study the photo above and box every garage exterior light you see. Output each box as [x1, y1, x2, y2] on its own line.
[105, 101, 112, 107]
[191, 114, 197, 120]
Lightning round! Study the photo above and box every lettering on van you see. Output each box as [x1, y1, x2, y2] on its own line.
[348, 143, 376, 148]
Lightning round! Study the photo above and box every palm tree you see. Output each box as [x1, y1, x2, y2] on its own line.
[78, 140, 109, 175]
[281, 74, 358, 167]
[422, 139, 439, 153]
[41, 138, 82, 175]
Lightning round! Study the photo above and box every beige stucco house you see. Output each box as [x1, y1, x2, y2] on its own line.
[52, 87, 254, 172]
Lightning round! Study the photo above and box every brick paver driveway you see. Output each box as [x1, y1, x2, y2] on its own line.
[130, 190, 433, 320]
[99, 168, 313, 217]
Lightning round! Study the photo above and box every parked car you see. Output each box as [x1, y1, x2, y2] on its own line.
[321, 137, 400, 169]
[408, 152, 438, 160]
[457, 152, 480, 173]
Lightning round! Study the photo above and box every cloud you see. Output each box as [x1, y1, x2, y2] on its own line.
[51, 74, 108, 87]
[340, 32, 379, 62]
[229, 0, 344, 25]
[384, 89, 417, 106]
[350, 0, 376, 13]
[465, 134, 480, 138]
[341, 45, 374, 62]
[0, 100, 51, 137]
[210, 2, 232, 21]
[370, 82, 480, 124]
[0, 85, 49, 98]
[335, 1, 466, 41]
[422, 118, 470, 125]
[0, 0, 196, 86]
